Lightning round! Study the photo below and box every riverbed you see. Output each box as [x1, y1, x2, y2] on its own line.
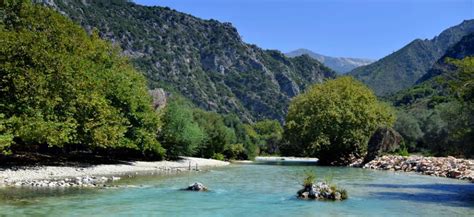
[0, 164, 473, 216]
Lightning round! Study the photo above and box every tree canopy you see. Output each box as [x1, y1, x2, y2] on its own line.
[0, 1, 164, 158]
[283, 77, 395, 165]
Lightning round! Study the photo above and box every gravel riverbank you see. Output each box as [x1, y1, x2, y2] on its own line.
[363, 155, 474, 182]
[0, 157, 229, 188]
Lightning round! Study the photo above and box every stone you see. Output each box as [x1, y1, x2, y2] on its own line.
[363, 127, 402, 164]
[184, 182, 208, 191]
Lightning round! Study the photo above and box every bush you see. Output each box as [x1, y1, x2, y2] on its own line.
[284, 77, 395, 165]
[211, 153, 225, 161]
[302, 170, 316, 187]
[223, 143, 247, 160]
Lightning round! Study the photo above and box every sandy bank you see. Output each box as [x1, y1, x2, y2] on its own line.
[0, 157, 229, 187]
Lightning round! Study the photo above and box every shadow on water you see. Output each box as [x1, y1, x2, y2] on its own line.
[358, 183, 474, 207]
[0, 187, 99, 206]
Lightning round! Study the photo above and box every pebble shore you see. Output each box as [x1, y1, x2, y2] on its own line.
[0, 157, 229, 188]
[363, 155, 474, 181]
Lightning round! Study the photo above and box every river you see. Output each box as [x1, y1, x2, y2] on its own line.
[0, 163, 473, 216]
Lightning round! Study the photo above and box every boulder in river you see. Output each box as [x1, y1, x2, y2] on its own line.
[363, 127, 402, 164]
[184, 182, 208, 191]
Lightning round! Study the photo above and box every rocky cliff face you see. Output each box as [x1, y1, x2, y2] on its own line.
[42, 0, 336, 122]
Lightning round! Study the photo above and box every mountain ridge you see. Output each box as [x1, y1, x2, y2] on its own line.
[286, 48, 374, 73]
[349, 19, 474, 96]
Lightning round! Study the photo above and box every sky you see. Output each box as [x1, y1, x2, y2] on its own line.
[134, 0, 474, 60]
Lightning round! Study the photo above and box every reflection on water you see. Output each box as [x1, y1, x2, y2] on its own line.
[0, 164, 473, 216]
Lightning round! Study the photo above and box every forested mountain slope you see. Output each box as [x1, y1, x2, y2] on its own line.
[39, 0, 336, 122]
[349, 20, 474, 96]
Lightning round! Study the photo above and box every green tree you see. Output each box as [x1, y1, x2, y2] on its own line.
[283, 77, 395, 165]
[158, 100, 204, 159]
[394, 111, 423, 151]
[193, 109, 236, 158]
[253, 119, 283, 155]
[0, 1, 164, 158]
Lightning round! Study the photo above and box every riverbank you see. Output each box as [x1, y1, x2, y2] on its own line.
[363, 155, 474, 182]
[0, 157, 229, 188]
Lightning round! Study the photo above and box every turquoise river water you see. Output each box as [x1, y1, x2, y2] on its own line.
[0, 163, 473, 216]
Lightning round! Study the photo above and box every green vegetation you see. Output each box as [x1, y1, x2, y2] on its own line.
[0, 1, 164, 158]
[157, 96, 283, 160]
[392, 56, 473, 157]
[158, 100, 204, 159]
[283, 77, 395, 165]
[349, 20, 474, 96]
[389, 33, 473, 158]
[302, 170, 317, 187]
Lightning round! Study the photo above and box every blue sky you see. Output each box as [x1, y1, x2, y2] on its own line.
[134, 0, 473, 59]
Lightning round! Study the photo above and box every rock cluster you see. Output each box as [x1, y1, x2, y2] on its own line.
[363, 155, 474, 181]
[297, 182, 347, 201]
[183, 182, 208, 191]
[0, 176, 121, 188]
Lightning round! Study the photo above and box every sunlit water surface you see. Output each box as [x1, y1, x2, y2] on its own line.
[1, 164, 473, 216]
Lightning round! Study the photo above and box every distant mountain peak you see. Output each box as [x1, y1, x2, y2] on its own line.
[286, 49, 375, 74]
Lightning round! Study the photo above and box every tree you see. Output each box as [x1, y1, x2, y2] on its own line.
[283, 77, 395, 165]
[253, 119, 283, 155]
[158, 100, 204, 159]
[193, 109, 236, 158]
[0, 1, 164, 158]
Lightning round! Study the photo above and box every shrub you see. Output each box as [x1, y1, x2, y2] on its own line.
[302, 170, 316, 187]
[211, 153, 225, 161]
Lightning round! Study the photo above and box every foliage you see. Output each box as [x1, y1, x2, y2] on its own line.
[253, 120, 283, 155]
[392, 54, 473, 157]
[0, 1, 164, 158]
[211, 153, 225, 161]
[158, 99, 204, 159]
[223, 143, 247, 160]
[193, 109, 236, 159]
[302, 170, 316, 187]
[284, 77, 396, 165]
[0, 114, 13, 155]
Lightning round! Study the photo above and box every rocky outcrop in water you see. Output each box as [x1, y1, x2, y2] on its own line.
[363, 155, 474, 181]
[184, 182, 208, 191]
[297, 182, 347, 201]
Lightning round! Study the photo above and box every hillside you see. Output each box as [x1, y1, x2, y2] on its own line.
[286, 49, 374, 73]
[349, 20, 474, 96]
[392, 33, 474, 107]
[39, 0, 336, 122]
[390, 34, 473, 156]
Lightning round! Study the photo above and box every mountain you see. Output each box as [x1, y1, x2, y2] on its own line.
[348, 20, 474, 96]
[416, 32, 474, 84]
[392, 33, 474, 107]
[286, 49, 374, 73]
[390, 34, 473, 156]
[37, 0, 336, 122]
